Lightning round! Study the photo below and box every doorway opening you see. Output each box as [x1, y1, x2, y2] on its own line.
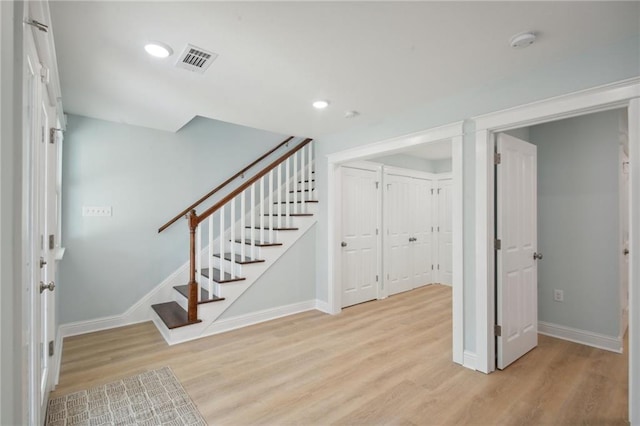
[473, 78, 638, 422]
[327, 122, 466, 365]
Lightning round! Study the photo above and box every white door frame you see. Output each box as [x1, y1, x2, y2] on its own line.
[327, 121, 465, 365]
[473, 77, 640, 422]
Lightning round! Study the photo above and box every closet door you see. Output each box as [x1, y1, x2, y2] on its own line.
[436, 178, 453, 285]
[386, 175, 413, 295]
[411, 178, 434, 288]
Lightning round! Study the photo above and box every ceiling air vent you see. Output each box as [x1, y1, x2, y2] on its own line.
[175, 44, 218, 74]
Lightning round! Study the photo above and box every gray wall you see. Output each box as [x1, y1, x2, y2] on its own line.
[530, 110, 623, 337]
[0, 1, 25, 424]
[59, 114, 296, 323]
[220, 226, 316, 318]
[313, 34, 640, 353]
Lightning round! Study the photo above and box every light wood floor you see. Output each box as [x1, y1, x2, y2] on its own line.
[53, 285, 628, 425]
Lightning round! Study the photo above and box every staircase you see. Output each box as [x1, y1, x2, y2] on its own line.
[151, 137, 317, 345]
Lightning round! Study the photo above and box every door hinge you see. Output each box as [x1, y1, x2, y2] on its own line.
[431, 188, 434, 195]
[431, 226, 434, 232]
[494, 152, 502, 165]
[437, 188, 441, 194]
[49, 234, 55, 250]
[495, 239, 501, 250]
[437, 264, 440, 270]
[40, 66, 50, 84]
[375, 181, 379, 189]
[48, 340, 54, 357]
[431, 265, 434, 270]
[376, 275, 379, 282]
[25, 18, 49, 32]
[376, 228, 379, 235]
[50, 128, 61, 144]
[494, 325, 502, 337]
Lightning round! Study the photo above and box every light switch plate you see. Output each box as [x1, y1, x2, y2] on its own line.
[82, 206, 112, 217]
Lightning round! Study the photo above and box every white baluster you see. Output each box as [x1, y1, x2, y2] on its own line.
[240, 190, 246, 262]
[308, 142, 313, 201]
[269, 169, 274, 243]
[277, 163, 283, 229]
[251, 183, 256, 259]
[196, 223, 202, 302]
[301, 146, 307, 211]
[208, 215, 213, 300]
[293, 150, 298, 214]
[260, 176, 265, 244]
[230, 197, 236, 279]
[285, 157, 291, 225]
[219, 205, 225, 281]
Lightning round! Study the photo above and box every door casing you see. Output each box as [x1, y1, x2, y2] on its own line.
[473, 78, 640, 423]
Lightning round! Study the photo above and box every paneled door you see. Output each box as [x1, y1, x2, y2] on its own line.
[411, 178, 435, 288]
[436, 178, 453, 285]
[386, 173, 433, 295]
[341, 166, 380, 307]
[496, 133, 538, 369]
[386, 175, 414, 295]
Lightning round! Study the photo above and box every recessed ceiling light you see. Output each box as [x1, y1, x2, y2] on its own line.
[509, 32, 536, 49]
[313, 100, 329, 109]
[144, 42, 173, 58]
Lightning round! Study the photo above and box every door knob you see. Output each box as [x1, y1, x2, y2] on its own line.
[40, 281, 55, 293]
[533, 252, 543, 260]
[624, 248, 629, 255]
[341, 241, 347, 247]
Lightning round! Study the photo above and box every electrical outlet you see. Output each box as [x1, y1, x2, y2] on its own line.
[82, 206, 112, 217]
[554, 289, 564, 302]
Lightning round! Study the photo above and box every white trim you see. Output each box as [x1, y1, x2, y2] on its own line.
[538, 321, 622, 353]
[382, 165, 437, 180]
[315, 299, 331, 314]
[326, 122, 465, 366]
[201, 300, 317, 338]
[463, 350, 477, 371]
[473, 78, 639, 422]
[474, 77, 640, 132]
[59, 262, 189, 337]
[51, 329, 63, 389]
[327, 121, 464, 165]
[628, 98, 639, 424]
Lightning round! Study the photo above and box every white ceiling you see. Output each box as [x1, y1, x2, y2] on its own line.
[49, 1, 640, 137]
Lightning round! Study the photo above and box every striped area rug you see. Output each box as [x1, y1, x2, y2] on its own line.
[45, 366, 206, 426]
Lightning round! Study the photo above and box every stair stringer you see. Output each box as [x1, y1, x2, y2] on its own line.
[155, 204, 318, 345]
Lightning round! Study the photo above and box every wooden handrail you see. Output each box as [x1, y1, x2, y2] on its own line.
[158, 135, 295, 233]
[195, 138, 313, 226]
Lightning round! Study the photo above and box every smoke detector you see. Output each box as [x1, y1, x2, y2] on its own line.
[509, 32, 536, 49]
[175, 44, 218, 73]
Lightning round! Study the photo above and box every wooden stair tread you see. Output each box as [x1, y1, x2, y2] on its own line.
[200, 267, 246, 283]
[276, 200, 318, 204]
[173, 285, 225, 304]
[235, 239, 283, 247]
[246, 226, 299, 231]
[289, 189, 315, 193]
[151, 302, 202, 329]
[213, 252, 265, 264]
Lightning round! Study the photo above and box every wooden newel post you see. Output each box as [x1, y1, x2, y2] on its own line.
[187, 209, 198, 323]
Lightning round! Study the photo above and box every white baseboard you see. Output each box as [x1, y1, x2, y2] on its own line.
[538, 321, 623, 353]
[463, 350, 477, 370]
[59, 263, 189, 338]
[200, 299, 317, 339]
[315, 299, 331, 314]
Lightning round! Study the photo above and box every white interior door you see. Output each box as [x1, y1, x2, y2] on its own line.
[436, 178, 453, 285]
[496, 133, 538, 370]
[411, 178, 434, 288]
[386, 175, 413, 295]
[341, 166, 379, 307]
[620, 148, 629, 334]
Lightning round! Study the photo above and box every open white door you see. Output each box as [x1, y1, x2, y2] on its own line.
[496, 133, 538, 370]
[341, 166, 380, 307]
[386, 175, 413, 295]
[411, 177, 434, 288]
[437, 178, 453, 285]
